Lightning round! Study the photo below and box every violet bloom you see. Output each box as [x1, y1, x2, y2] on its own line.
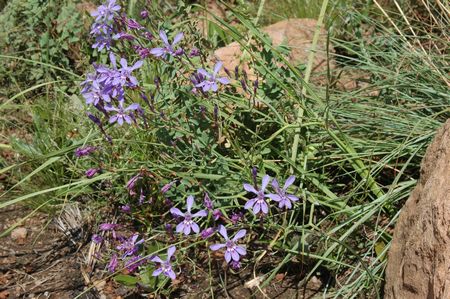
[230, 260, 241, 270]
[121, 204, 131, 213]
[105, 101, 140, 125]
[195, 61, 230, 92]
[210, 225, 246, 263]
[99, 223, 119, 231]
[151, 246, 176, 280]
[212, 209, 222, 221]
[161, 180, 176, 194]
[201, 227, 216, 239]
[203, 193, 213, 210]
[230, 212, 244, 224]
[170, 195, 207, 235]
[108, 253, 118, 272]
[140, 10, 149, 19]
[116, 234, 144, 258]
[126, 174, 140, 195]
[91, 0, 120, 22]
[91, 234, 103, 244]
[243, 175, 271, 215]
[125, 255, 147, 273]
[75, 146, 97, 157]
[267, 176, 299, 209]
[150, 30, 183, 59]
[189, 47, 200, 57]
[85, 168, 100, 178]
[109, 54, 143, 87]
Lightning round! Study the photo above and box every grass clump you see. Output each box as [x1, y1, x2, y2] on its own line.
[0, 0, 448, 298]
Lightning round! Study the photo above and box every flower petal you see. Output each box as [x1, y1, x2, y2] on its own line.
[159, 30, 169, 45]
[213, 61, 223, 75]
[186, 195, 194, 212]
[217, 77, 230, 84]
[232, 229, 246, 241]
[152, 268, 163, 276]
[288, 195, 299, 202]
[192, 210, 207, 218]
[271, 178, 280, 189]
[167, 246, 176, 258]
[253, 203, 261, 214]
[210, 243, 226, 251]
[224, 251, 231, 263]
[261, 175, 271, 191]
[244, 199, 256, 210]
[183, 224, 191, 235]
[150, 48, 165, 57]
[266, 194, 282, 202]
[172, 32, 184, 45]
[218, 225, 229, 240]
[167, 269, 176, 280]
[231, 250, 240, 261]
[243, 183, 257, 194]
[284, 175, 296, 189]
[175, 222, 184, 233]
[150, 256, 163, 263]
[261, 202, 269, 214]
[170, 207, 184, 217]
[235, 246, 246, 256]
[191, 222, 200, 233]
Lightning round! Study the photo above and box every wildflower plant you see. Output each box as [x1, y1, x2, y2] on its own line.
[80, 0, 309, 295]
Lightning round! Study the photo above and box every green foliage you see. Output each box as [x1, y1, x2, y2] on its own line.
[0, 0, 91, 95]
[1, 0, 449, 298]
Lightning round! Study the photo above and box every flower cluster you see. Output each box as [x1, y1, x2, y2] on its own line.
[90, 0, 120, 51]
[244, 175, 299, 215]
[81, 52, 143, 126]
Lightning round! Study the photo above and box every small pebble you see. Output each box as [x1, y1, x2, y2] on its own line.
[11, 227, 27, 241]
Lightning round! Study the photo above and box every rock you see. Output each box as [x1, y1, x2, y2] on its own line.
[214, 18, 332, 79]
[11, 227, 27, 242]
[384, 119, 450, 298]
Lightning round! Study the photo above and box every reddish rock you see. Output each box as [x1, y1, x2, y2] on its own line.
[214, 18, 332, 79]
[384, 119, 450, 298]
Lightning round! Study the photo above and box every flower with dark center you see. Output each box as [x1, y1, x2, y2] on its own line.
[243, 175, 271, 215]
[170, 196, 207, 235]
[151, 246, 177, 279]
[210, 225, 246, 263]
[267, 176, 299, 209]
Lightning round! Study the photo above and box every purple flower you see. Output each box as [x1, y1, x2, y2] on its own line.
[125, 18, 143, 30]
[90, 0, 120, 51]
[99, 223, 119, 231]
[125, 255, 146, 273]
[150, 30, 183, 59]
[170, 195, 207, 235]
[151, 246, 177, 280]
[116, 234, 144, 258]
[113, 32, 135, 40]
[189, 48, 200, 57]
[107, 253, 118, 272]
[140, 10, 149, 19]
[121, 204, 131, 213]
[85, 168, 100, 178]
[210, 225, 246, 263]
[105, 101, 140, 125]
[203, 193, 213, 210]
[195, 61, 230, 92]
[126, 174, 140, 195]
[212, 209, 222, 221]
[230, 260, 241, 270]
[91, 234, 103, 244]
[230, 212, 244, 224]
[161, 180, 176, 194]
[243, 175, 271, 215]
[91, 0, 120, 22]
[267, 176, 299, 209]
[75, 146, 97, 157]
[201, 227, 216, 239]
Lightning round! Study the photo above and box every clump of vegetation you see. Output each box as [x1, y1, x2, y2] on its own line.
[1, 0, 448, 298]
